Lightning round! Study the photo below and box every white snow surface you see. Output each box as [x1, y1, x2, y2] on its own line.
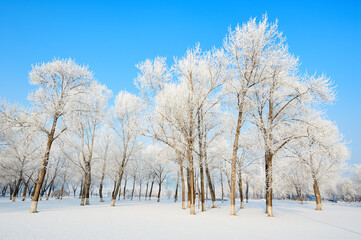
[0, 198, 360, 240]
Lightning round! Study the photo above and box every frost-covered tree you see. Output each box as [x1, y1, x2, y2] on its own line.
[287, 116, 349, 210]
[0, 58, 94, 212]
[109, 91, 143, 206]
[67, 82, 111, 205]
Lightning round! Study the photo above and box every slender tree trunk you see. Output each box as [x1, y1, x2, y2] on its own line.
[174, 179, 178, 203]
[118, 184, 122, 200]
[111, 169, 124, 206]
[21, 183, 28, 201]
[111, 156, 126, 206]
[31, 182, 36, 197]
[99, 144, 108, 202]
[9, 183, 14, 200]
[180, 164, 186, 209]
[246, 180, 249, 203]
[186, 168, 191, 208]
[79, 179, 83, 199]
[221, 172, 224, 203]
[265, 151, 274, 217]
[123, 178, 127, 199]
[157, 181, 162, 202]
[238, 170, 244, 209]
[296, 186, 303, 204]
[59, 175, 66, 200]
[313, 179, 322, 210]
[30, 116, 58, 213]
[99, 181, 104, 202]
[85, 162, 91, 205]
[138, 182, 142, 201]
[145, 181, 149, 201]
[197, 113, 206, 212]
[131, 176, 136, 201]
[149, 179, 154, 200]
[12, 177, 22, 202]
[46, 181, 53, 200]
[231, 107, 244, 215]
[80, 173, 88, 206]
[205, 161, 216, 208]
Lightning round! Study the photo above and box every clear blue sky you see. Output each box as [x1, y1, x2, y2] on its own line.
[1, 0, 360, 165]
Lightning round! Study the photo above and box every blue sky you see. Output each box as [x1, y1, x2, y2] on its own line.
[0, 0, 360, 165]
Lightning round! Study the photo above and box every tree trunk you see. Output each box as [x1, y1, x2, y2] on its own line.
[123, 178, 127, 199]
[265, 151, 274, 217]
[79, 179, 83, 199]
[187, 168, 191, 208]
[118, 184, 122, 200]
[99, 181, 104, 202]
[80, 173, 88, 206]
[246, 180, 249, 203]
[157, 181, 162, 202]
[180, 164, 186, 209]
[111, 169, 124, 206]
[205, 161, 216, 208]
[99, 144, 108, 202]
[131, 176, 136, 201]
[12, 177, 22, 202]
[149, 179, 154, 200]
[59, 175, 66, 200]
[138, 182, 142, 201]
[230, 108, 244, 215]
[30, 116, 58, 213]
[85, 162, 91, 205]
[296, 186, 303, 204]
[197, 113, 206, 212]
[220, 172, 224, 203]
[313, 179, 322, 210]
[21, 183, 28, 201]
[174, 180, 178, 203]
[111, 155, 126, 206]
[238, 170, 244, 209]
[145, 181, 149, 201]
[46, 181, 53, 200]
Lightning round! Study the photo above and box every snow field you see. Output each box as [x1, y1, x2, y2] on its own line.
[0, 198, 360, 240]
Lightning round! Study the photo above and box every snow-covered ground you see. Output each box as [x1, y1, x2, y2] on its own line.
[0, 197, 360, 240]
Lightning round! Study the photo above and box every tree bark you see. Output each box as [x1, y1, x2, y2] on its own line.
[157, 181, 162, 202]
[197, 113, 206, 212]
[220, 172, 224, 203]
[313, 179, 322, 210]
[265, 151, 274, 217]
[231, 103, 244, 215]
[99, 144, 108, 202]
[30, 116, 58, 213]
[174, 177, 179, 203]
[238, 170, 244, 209]
[149, 178, 154, 200]
[187, 168, 191, 208]
[180, 164, 186, 209]
[246, 180, 249, 203]
[21, 183, 28, 201]
[123, 178, 127, 199]
[111, 154, 126, 206]
[59, 175, 66, 200]
[85, 162, 91, 205]
[131, 176, 136, 201]
[12, 177, 22, 202]
[111, 169, 124, 206]
[205, 161, 216, 208]
[46, 181, 53, 200]
[145, 181, 149, 201]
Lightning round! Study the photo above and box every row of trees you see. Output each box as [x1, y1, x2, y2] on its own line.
[0, 15, 355, 216]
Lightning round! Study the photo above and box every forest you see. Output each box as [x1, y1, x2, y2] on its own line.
[1, 16, 360, 218]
